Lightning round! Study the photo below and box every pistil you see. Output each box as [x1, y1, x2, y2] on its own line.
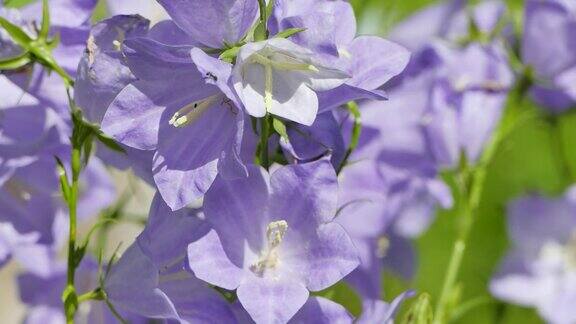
[169, 95, 220, 128]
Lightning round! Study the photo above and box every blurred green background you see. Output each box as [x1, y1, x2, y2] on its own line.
[4, 0, 574, 323]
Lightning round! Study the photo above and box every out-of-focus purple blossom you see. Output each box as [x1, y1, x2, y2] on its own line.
[271, 0, 410, 111]
[337, 158, 451, 299]
[490, 187, 576, 324]
[18, 258, 147, 324]
[105, 194, 237, 322]
[0, 102, 115, 274]
[187, 159, 359, 323]
[375, 41, 513, 170]
[1, 0, 97, 117]
[522, 0, 576, 113]
[389, 0, 507, 52]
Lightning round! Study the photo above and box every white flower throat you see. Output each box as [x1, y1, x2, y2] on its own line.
[250, 220, 289, 276]
[249, 49, 319, 111]
[539, 231, 576, 272]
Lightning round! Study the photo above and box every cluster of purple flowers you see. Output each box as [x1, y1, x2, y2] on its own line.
[1, 0, 575, 323]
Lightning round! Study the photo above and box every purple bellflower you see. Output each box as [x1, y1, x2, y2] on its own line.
[100, 28, 250, 211]
[271, 0, 411, 111]
[490, 187, 576, 324]
[232, 37, 349, 126]
[1, 0, 97, 118]
[522, 0, 576, 113]
[105, 194, 237, 323]
[187, 158, 359, 323]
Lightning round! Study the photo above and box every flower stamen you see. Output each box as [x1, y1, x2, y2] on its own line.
[250, 220, 289, 276]
[169, 95, 220, 128]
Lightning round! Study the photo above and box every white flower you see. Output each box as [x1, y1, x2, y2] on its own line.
[232, 38, 348, 126]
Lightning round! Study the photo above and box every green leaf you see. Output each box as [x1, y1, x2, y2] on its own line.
[0, 16, 33, 48]
[55, 157, 71, 202]
[95, 131, 125, 153]
[272, 118, 289, 140]
[254, 21, 267, 41]
[274, 27, 306, 39]
[266, 0, 275, 19]
[39, 0, 50, 41]
[219, 46, 240, 63]
[0, 51, 31, 69]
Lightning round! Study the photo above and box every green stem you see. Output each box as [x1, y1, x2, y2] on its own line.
[77, 288, 105, 303]
[548, 116, 575, 186]
[260, 115, 271, 170]
[337, 102, 362, 174]
[433, 77, 527, 324]
[64, 146, 81, 324]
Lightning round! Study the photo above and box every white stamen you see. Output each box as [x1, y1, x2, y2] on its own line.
[376, 236, 390, 258]
[250, 220, 289, 276]
[338, 47, 352, 59]
[169, 95, 220, 128]
[112, 40, 122, 51]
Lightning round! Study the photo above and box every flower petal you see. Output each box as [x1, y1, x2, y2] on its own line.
[157, 0, 258, 49]
[237, 276, 309, 324]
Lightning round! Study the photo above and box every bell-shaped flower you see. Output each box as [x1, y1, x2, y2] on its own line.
[490, 187, 576, 324]
[271, 0, 410, 111]
[187, 158, 359, 323]
[232, 38, 349, 126]
[105, 194, 237, 322]
[2, 0, 98, 118]
[101, 35, 249, 210]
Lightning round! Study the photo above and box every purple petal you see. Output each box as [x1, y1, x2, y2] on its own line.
[105, 243, 180, 319]
[522, 0, 576, 79]
[157, 0, 258, 49]
[347, 36, 410, 91]
[507, 193, 576, 255]
[187, 229, 245, 290]
[202, 165, 270, 265]
[153, 153, 218, 211]
[283, 222, 360, 291]
[269, 158, 338, 228]
[290, 296, 353, 323]
[237, 276, 309, 324]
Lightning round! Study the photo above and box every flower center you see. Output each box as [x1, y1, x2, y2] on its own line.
[250, 220, 289, 276]
[539, 231, 576, 272]
[376, 235, 390, 258]
[249, 49, 319, 111]
[169, 94, 221, 128]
